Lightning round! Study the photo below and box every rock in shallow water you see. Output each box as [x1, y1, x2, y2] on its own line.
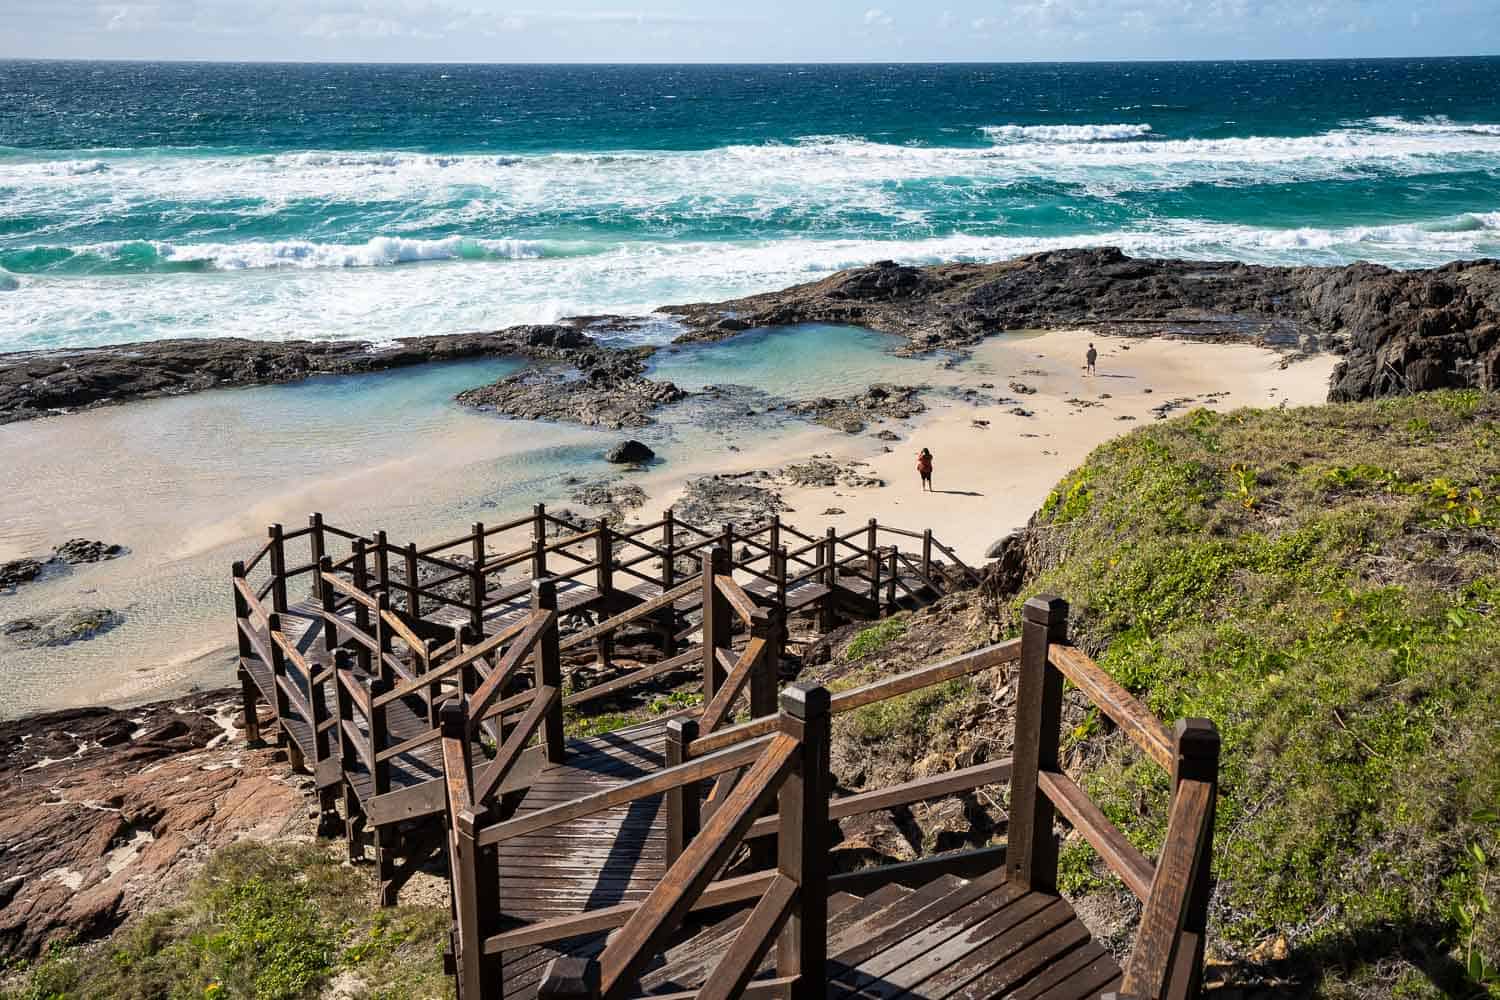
[605, 440, 656, 464]
[51, 539, 127, 564]
[2, 608, 123, 648]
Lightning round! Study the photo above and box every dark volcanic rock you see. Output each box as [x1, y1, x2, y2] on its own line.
[0, 321, 626, 424]
[0, 559, 43, 592]
[2, 608, 124, 648]
[664, 249, 1500, 401]
[785, 383, 926, 434]
[457, 368, 686, 429]
[52, 539, 127, 564]
[675, 473, 786, 525]
[605, 440, 656, 464]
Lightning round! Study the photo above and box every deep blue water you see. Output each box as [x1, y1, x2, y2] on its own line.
[2, 59, 1500, 350]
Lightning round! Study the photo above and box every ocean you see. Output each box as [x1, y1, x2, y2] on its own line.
[3, 58, 1500, 353]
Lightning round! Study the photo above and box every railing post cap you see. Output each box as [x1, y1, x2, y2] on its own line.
[1174, 717, 1221, 758]
[780, 682, 830, 720]
[232, 560, 246, 576]
[533, 576, 558, 599]
[439, 698, 466, 738]
[666, 716, 699, 740]
[1022, 594, 1068, 623]
[333, 648, 354, 669]
[539, 956, 600, 999]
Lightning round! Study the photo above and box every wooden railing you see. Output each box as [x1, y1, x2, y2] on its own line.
[438, 593, 1219, 1000]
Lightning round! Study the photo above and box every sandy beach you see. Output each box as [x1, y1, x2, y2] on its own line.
[656, 332, 1336, 560]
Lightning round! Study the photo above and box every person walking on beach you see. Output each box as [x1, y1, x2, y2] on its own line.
[916, 447, 934, 492]
[1086, 343, 1098, 375]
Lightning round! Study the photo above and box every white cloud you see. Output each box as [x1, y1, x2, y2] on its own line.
[863, 7, 892, 26]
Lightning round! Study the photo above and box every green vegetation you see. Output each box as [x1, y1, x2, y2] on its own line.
[0, 843, 450, 1000]
[562, 687, 702, 739]
[845, 618, 908, 661]
[1012, 391, 1500, 997]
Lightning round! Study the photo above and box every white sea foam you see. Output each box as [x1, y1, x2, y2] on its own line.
[6, 214, 1500, 353]
[981, 123, 1154, 142]
[127, 235, 549, 270]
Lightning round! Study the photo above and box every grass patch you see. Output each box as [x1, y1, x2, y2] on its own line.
[845, 618, 908, 661]
[1001, 392, 1500, 996]
[0, 843, 450, 1000]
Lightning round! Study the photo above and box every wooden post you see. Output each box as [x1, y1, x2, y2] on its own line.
[1166, 719, 1220, 1000]
[405, 543, 421, 618]
[702, 547, 732, 703]
[334, 656, 365, 862]
[1006, 594, 1068, 892]
[444, 701, 504, 996]
[776, 545, 789, 609]
[539, 957, 600, 1000]
[535, 580, 565, 764]
[266, 612, 292, 728]
[865, 518, 878, 583]
[231, 561, 263, 746]
[268, 523, 289, 613]
[318, 556, 339, 656]
[374, 530, 390, 596]
[886, 548, 898, 613]
[309, 513, 326, 601]
[721, 523, 735, 565]
[664, 717, 700, 865]
[869, 544, 882, 608]
[659, 509, 678, 656]
[532, 503, 549, 580]
[369, 676, 392, 798]
[594, 518, 614, 668]
[922, 529, 934, 582]
[470, 521, 486, 635]
[777, 683, 831, 1000]
[820, 528, 838, 632]
[769, 514, 781, 567]
[374, 593, 395, 684]
[352, 538, 371, 636]
[750, 609, 781, 720]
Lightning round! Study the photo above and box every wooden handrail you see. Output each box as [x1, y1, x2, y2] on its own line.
[599, 734, 799, 998]
[1048, 644, 1173, 770]
[380, 608, 427, 655]
[242, 539, 274, 575]
[696, 874, 798, 1000]
[476, 735, 775, 847]
[714, 573, 766, 627]
[467, 610, 553, 731]
[686, 714, 780, 758]
[564, 648, 700, 707]
[373, 614, 533, 707]
[745, 757, 1013, 841]
[233, 576, 272, 631]
[828, 639, 1021, 714]
[320, 571, 381, 611]
[558, 579, 698, 652]
[699, 637, 767, 734]
[472, 684, 559, 808]
[1037, 768, 1154, 901]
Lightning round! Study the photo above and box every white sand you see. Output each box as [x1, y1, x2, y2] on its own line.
[658, 332, 1337, 563]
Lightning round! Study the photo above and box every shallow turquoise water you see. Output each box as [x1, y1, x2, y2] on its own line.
[648, 324, 926, 398]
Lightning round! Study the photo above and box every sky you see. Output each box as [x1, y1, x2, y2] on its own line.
[2, 0, 1498, 63]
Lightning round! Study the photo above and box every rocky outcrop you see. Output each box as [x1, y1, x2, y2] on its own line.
[784, 383, 926, 434]
[0, 692, 305, 959]
[0, 321, 620, 424]
[0, 539, 127, 594]
[666, 249, 1500, 400]
[455, 343, 686, 429]
[2, 607, 123, 648]
[673, 472, 786, 525]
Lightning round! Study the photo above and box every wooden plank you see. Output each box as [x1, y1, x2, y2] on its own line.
[699, 638, 767, 735]
[479, 735, 773, 846]
[824, 866, 1010, 975]
[1037, 768, 1154, 902]
[714, 574, 765, 628]
[1048, 644, 1173, 770]
[903, 896, 1074, 1000]
[1024, 944, 1119, 1000]
[940, 913, 1092, 1000]
[827, 846, 1006, 897]
[828, 639, 1021, 715]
